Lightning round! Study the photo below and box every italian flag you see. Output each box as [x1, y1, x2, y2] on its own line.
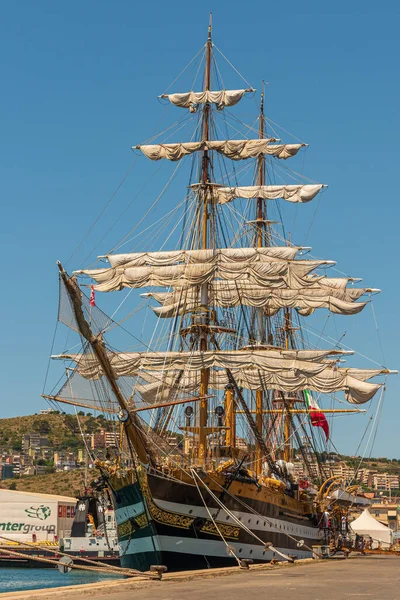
[304, 389, 329, 441]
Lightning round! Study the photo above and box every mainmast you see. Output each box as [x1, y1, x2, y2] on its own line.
[198, 14, 212, 464]
[255, 83, 266, 476]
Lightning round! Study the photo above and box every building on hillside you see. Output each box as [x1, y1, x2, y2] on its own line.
[105, 431, 120, 448]
[22, 433, 49, 452]
[292, 460, 319, 481]
[0, 463, 14, 480]
[12, 456, 22, 477]
[53, 451, 78, 471]
[328, 462, 355, 482]
[90, 430, 106, 450]
[368, 473, 399, 491]
[356, 468, 371, 485]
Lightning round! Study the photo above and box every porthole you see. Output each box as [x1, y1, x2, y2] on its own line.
[226, 516, 229, 520]
[248, 519, 251, 524]
[249, 549, 253, 554]
[256, 520, 259, 525]
[239, 548, 242, 553]
[188, 509, 193, 514]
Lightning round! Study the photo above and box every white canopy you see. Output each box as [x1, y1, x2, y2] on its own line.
[350, 509, 393, 548]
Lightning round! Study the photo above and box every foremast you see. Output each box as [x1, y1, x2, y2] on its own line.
[56, 262, 153, 466]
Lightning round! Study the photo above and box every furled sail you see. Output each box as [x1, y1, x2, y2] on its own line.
[75, 248, 334, 292]
[147, 281, 373, 317]
[57, 347, 348, 380]
[214, 184, 324, 205]
[76, 260, 332, 292]
[105, 246, 300, 268]
[161, 89, 251, 112]
[135, 140, 305, 161]
[135, 372, 382, 406]
[206, 141, 305, 160]
[56, 351, 388, 405]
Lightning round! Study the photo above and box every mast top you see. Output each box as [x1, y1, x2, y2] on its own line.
[208, 12, 212, 42]
[260, 80, 265, 115]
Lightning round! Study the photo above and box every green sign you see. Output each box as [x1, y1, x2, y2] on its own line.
[25, 505, 51, 521]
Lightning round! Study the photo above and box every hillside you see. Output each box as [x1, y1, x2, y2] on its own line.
[0, 469, 85, 497]
[0, 411, 109, 452]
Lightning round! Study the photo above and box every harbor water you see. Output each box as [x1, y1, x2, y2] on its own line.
[0, 568, 122, 594]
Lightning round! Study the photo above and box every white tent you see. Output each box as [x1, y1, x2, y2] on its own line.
[350, 508, 393, 548]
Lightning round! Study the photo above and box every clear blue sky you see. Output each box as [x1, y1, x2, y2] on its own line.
[0, 1, 399, 458]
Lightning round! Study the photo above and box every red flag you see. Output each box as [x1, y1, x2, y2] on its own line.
[304, 389, 329, 441]
[89, 285, 96, 307]
[309, 410, 330, 441]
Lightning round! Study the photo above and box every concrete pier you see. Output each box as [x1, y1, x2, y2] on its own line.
[1, 555, 399, 600]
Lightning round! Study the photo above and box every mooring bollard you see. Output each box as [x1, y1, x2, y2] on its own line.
[150, 565, 168, 580]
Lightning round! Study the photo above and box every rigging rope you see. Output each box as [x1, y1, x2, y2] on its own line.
[190, 468, 241, 566]
[191, 469, 296, 561]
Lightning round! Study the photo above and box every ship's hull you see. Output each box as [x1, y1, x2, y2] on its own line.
[111, 470, 323, 572]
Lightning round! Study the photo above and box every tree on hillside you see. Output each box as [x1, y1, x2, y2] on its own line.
[63, 414, 80, 434]
[84, 418, 98, 434]
[33, 419, 51, 434]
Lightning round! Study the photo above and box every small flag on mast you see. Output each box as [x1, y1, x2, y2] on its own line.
[89, 285, 96, 307]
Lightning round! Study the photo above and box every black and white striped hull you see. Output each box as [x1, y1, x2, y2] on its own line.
[112, 471, 323, 572]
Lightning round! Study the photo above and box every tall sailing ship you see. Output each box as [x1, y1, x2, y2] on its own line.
[45, 17, 395, 571]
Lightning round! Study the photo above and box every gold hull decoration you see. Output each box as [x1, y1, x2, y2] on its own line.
[139, 469, 240, 540]
[117, 512, 149, 538]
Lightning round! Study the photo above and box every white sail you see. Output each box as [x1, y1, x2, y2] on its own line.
[148, 284, 370, 318]
[215, 184, 324, 204]
[137, 142, 204, 161]
[136, 140, 304, 161]
[77, 259, 331, 292]
[105, 246, 299, 268]
[58, 352, 384, 405]
[161, 89, 250, 112]
[206, 140, 305, 160]
[58, 348, 348, 380]
[135, 369, 388, 406]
